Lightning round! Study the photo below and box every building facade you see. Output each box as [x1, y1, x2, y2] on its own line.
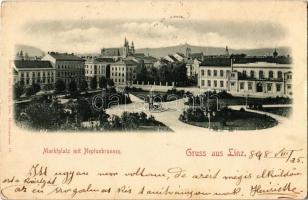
[110, 59, 138, 85]
[186, 58, 200, 78]
[198, 58, 292, 98]
[85, 57, 114, 84]
[101, 37, 135, 60]
[12, 60, 56, 86]
[42, 52, 85, 86]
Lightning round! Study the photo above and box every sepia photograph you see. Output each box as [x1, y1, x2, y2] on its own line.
[12, 13, 293, 132]
[1, 1, 307, 199]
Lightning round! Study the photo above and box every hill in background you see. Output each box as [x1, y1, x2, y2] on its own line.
[136, 44, 291, 58]
[15, 44, 291, 58]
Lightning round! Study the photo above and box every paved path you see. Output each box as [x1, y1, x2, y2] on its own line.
[105, 94, 206, 132]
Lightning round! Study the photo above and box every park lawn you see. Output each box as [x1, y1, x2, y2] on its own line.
[252, 107, 292, 117]
[183, 109, 278, 131]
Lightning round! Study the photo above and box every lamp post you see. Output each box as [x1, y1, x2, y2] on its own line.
[210, 94, 220, 111]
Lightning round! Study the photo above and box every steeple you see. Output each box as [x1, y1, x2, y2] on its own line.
[273, 48, 278, 58]
[225, 46, 229, 56]
[124, 37, 129, 47]
[131, 41, 135, 54]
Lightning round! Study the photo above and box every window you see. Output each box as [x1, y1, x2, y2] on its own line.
[214, 80, 217, 87]
[201, 80, 205, 86]
[214, 70, 217, 77]
[287, 84, 291, 89]
[220, 70, 224, 77]
[242, 70, 247, 77]
[278, 71, 283, 79]
[207, 80, 211, 87]
[32, 72, 35, 77]
[267, 83, 272, 91]
[26, 72, 29, 77]
[287, 74, 292, 79]
[220, 81, 224, 87]
[269, 71, 274, 79]
[201, 70, 205, 76]
[38, 72, 41, 77]
[240, 82, 244, 90]
[250, 71, 255, 78]
[259, 71, 264, 79]
[21, 72, 24, 77]
[276, 83, 281, 92]
[207, 70, 211, 76]
[231, 82, 235, 86]
[248, 82, 253, 90]
[231, 73, 235, 78]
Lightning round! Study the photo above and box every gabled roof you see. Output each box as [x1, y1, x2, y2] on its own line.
[233, 56, 292, 64]
[201, 57, 231, 67]
[101, 48, 123, 57]
[95, 57, 115, 63]
[113, 59, 139, 66]
[133, 53, 146, 58]
[48, 52, 84, 61]
[14, 60, 53, 69]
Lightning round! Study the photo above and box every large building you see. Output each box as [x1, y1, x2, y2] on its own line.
[110, 59, 138, 85]
[42, 52, 85, 86]
[12, 60, 56, 86]
[101, 37, 135, 60]
[84, 57, 114, 84]
[198, 54, 292, 98]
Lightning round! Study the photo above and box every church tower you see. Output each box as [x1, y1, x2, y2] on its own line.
[273, 48, 278, 58]
[123, 37, 129, 58]
[225, 46, 229, 56]
[131, 41, 135, 54]
[186, 47, 191, 58]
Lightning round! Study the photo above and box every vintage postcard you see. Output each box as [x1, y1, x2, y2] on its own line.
[0, 0, 307, 199]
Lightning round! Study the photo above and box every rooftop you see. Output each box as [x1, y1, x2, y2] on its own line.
[101, 48, 123, 57]
[201, 57, 231, 67]
[48, 52, 84, 61]
[14, 60, 53, 69]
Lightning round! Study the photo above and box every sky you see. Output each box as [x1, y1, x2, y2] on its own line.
[20, 18, 289, 53]
[4, 1, 300, 54]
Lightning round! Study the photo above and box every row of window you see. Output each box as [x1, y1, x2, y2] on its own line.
[240, 70, 285, 79]
[20, 71, 54, 77]
[201, 69, 291, 80]
[57, 71, 82, 77]
[85, 70, 105, 75]
[57, 64, 83, 69]
[20, 77, 54, 84]
[85, 64, 106, 69]
[201, 80, 225, 88]
[111, 67, 135, 72]
[201, 69, 230, 77]
[238, 82, 283, 92]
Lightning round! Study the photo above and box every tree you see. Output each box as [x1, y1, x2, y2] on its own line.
[68, 80, 78, 96]
[32, 83, 41, 94]
[99, 76, 108, 89]
[55, 79, 66, 93]
[13, 82, 25, 99]
[25, 83, 41, 97]
[76, 98, 93, 121]
[90, 77, 97, 90]
[18, 101, 65, 130]
[79, 80, 88, 92]
[107, 78, 115, 87]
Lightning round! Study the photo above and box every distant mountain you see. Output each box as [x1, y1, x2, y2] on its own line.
[136, 44, 291, 58]
[15, 44, 45, 57]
